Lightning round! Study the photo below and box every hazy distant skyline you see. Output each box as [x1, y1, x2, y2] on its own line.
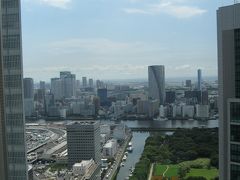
[22, 0, 230, 81]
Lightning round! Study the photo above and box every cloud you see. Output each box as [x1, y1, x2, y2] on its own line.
[48, 38, 165, 55]
[24, 0, 72, 9]
[123, 0, 206, 18]
[123, 8, 149, 14]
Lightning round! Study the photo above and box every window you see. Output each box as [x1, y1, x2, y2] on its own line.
[231, 144, 240, 163]
[231, 125, 240, 142]
[230, 102, 240, 123]
[3, 35, 20, 49]
[2, 14, 19, 29]
[231, 164, 240, 180]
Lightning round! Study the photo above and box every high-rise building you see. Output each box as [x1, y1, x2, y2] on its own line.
[82, 77, 87, 88]
[0, 0, 28, 179]
[24, 78, 34, 99]
[217, 4, 240, 180]
[186, 80, 192, 88]
[197, 69, 202, 91]
[51, 78, 63, 100]
[89, 78, 94, 88]
[62, 73, 76, 98]
[148, 65, 165, 104]
[97, 88, 108, 106]
[67, 121, 101, 168]
[165, 91, 176, 104]
[40, 81, 46, 90]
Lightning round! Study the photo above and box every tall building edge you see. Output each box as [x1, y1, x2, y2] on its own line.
[217, 3, 240, 180]
[0, 0, 28, 179]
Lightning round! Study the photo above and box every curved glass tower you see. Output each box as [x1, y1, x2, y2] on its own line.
[148, 65, 165, 105]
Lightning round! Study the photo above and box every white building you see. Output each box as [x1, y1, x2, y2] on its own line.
[196, 105, 209, 118]
[182, 105, 194, 118]
[113, 124, 126, 140]
[100, 125, 111, 136]
[73, 159, 95, 176]
[103, 139, 118, 158]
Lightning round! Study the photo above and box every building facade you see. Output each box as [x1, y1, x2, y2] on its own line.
[0, 0, 28, 179]
[148, 65, 165, 105]
[197, 69, 202, 91]
[67, 121, 101, 168]
[217, 3, 240, 180]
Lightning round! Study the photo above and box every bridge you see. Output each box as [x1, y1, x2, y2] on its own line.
[130, 127, 179, 132]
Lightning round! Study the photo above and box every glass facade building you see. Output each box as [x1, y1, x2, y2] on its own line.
[218, 3, 240, 180]
[0, 0, 28, 180]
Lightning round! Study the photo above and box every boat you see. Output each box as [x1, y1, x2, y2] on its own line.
[121, 162, 125, 167]
[124, 152, 128, 156]
[128, 142, 132, 146]
[127, 146, 133, 152]
[122, 155, 127, 161]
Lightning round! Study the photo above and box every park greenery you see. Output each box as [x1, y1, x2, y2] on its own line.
[130, 128, 218, 180]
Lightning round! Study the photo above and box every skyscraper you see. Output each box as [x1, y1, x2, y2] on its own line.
[67, 121, 101, 168]
[23, 78, 34, 117]
[148, 65, 165, 105]
[89, 78, 94, 88]
[82, 76, 87, 88]
[197, 69, 202, 91]
[0, 0, 28, 179]
[24, 78, 34, 99]
[217, 3, 240, 180]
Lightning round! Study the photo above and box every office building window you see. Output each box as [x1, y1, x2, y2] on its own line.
[230, 102, 240, 123]
[235, 29, 240, 98]
[231, 124, 240, 142]
[231, 164, 240, 180]
[231, 144, 240, 163]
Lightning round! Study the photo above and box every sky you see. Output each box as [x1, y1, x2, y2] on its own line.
[21, 0, 228, 82]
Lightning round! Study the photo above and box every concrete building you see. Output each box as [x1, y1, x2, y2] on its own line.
[72, 159, 100, 180]
[113, 124, 126, 140]
[217, 3, 240, 179]
[103, 139, 118, 158]
[137, 99, 159, 118]
[196, 105, 209, 118]
[182, 105, 194, 118]
[0, 0, 28, 179]
[148, 65, 165, 104]
[197, 69, 202, 91]
[67, 121, 101, 168]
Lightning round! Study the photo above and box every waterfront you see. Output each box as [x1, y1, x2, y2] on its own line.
[116, 132, 149, 180]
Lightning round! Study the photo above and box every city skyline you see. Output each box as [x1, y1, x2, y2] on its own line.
[21, 0, 223, 81]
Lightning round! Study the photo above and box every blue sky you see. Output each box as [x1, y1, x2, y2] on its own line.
[21, 0, 226, 81]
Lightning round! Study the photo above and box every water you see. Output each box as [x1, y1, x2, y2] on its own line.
[114, 119, 218, 179]
[116, 132, 149, 180]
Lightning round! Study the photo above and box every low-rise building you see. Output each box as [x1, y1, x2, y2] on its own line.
[103, 139, 118, 158]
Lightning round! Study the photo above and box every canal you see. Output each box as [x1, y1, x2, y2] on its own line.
[116, 132, 149, 180]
